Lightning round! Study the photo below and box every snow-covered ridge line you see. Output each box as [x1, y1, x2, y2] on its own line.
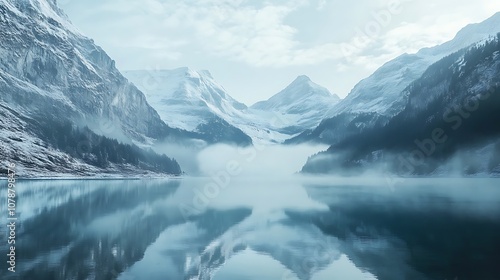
[289, 12, 500, 145]
[124, 69, 340, 144]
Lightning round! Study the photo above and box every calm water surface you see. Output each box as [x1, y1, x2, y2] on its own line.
[1, 177, 499, 280]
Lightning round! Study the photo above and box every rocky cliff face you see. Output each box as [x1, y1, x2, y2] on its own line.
[0, 0, 190, 176]
[0, 0, 176, 143]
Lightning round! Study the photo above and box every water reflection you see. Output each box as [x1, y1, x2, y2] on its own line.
[0, 178, 499, 280]
[298, 178, 500, 280]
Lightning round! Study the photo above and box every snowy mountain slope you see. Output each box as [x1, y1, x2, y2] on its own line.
[124, 70, 338, 144]
[231, 75, 342, 144]
[0, 101, 98, 176]
[290, 12, 500, 145]
[331, 11, 500, 116]
[0, 0, 188, 143]
[252, 75, 339, 113]
[0, 101, 180, 177]
[302, 36, 500, 175]
[124, 68, 246, 131]
[123, 68, 252, 146]
[0, 0, 192, 176]
[251, 75, 341, 135]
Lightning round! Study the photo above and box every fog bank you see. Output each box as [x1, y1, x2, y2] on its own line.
[155, 142, 328, 177]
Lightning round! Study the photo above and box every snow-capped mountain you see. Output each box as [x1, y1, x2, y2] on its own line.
[0, 0, 182, 142]
[252, 75, 339, 114]
[123, 68, 252, 146]
[290, 12, 500, 144]
[302, 35, 500, 175]
[332, 11, 500, 116]
[251, 75, 340, 135]
[125, 70, 337, 144]
[0, 0, 186, 176]
[124, 68, 248, 131]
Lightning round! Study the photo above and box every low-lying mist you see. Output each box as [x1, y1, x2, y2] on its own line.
[154, 142, 328, 177]
[303, 138, 500, 178]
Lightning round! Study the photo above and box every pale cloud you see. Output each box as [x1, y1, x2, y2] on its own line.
[135, 0, 346, 67]
[316, 0, 327, 11]
[60, 0, 412, 69]
[59, 0, 500, 103]
[313, 1, 500, 73]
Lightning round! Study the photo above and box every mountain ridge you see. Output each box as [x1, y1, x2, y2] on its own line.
[302, 35, 500, 175]
[123, 68, 253, 146]
[288, 12, 500, 145]
[0, 0, 188, 176]
[124, 70, 339, 144]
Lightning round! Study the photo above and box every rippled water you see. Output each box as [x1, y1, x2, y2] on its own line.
[1, 177, 500, 280]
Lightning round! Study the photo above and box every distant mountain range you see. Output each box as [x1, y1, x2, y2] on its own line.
[124, 69, 340, 144]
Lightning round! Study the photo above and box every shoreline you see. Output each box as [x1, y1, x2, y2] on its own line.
[1, 174, 499, 181]
[0, 175, 185, 181]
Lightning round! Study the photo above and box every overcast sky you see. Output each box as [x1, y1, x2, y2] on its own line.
[59, 0, 500, 105]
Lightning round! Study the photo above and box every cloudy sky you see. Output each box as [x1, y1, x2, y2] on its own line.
[59, 0, 500, 105]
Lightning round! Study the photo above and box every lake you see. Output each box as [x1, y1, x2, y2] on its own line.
[1, 177, 499, 280]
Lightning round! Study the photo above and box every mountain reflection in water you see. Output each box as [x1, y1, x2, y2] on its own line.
[1, 177, 499, 280]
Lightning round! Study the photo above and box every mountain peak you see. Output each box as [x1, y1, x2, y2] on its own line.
[251, 76, 339, 113]
[284, 75, 333, 97]
[173, 66, 196, 76]
[199, 70, 213, 78]
[294, 75, 311, 82]
[123, 67, 248, 129]
[169, 67, 213, 80]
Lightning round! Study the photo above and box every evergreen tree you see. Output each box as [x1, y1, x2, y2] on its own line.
[34, 120, 182, 175]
